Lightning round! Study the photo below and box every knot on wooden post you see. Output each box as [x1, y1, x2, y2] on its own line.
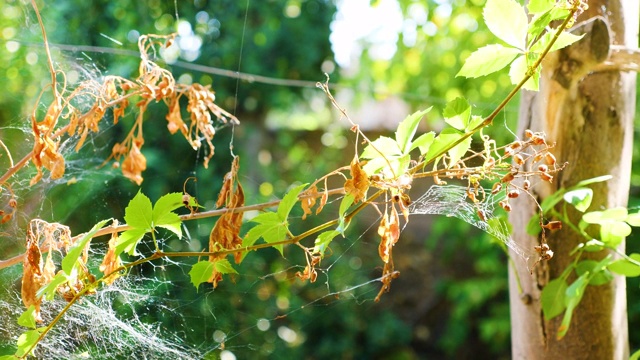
[552, 17, 611, 88]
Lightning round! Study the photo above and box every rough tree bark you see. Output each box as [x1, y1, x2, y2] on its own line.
[509, 1, 638, 359]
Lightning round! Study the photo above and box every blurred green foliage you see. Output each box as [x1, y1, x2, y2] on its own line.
[1, 0, 639, 359]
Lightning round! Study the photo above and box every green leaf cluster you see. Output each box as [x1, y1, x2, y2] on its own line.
[115, 192, 184, 256]
[537, 175, 640, 339]
[361, 108, 433, 176]
[242, 184, 307, 256]
[457, 0, 583, 91]
[189, 259, 239, 290]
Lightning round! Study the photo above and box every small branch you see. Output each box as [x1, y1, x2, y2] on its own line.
[592, 46, 640, 73]
[0, 188, 345, 270]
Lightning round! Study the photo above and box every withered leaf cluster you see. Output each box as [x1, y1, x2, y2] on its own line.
[29, 33, 239, 187]
[21, 220, 72, 322]
[208, 157, 244, 287]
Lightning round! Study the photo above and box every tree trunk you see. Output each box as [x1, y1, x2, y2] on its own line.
[509, 1, 638, 359]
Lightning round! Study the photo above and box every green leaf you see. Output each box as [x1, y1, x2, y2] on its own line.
[574, 175, 612, 187]
[410, 131, 436, 155]
[16, 328, 44, 358]
[630, 348, 640, 360]
[277, 184, 307, 221]
[395, 108, 432, 154]
[578, 239, 605, 253]
[558, 274, 589, 339]
[0, 355, 18, 360]
[361, 136, 402, 159]
[115, 228, 147, 256]
[541, 277, 567, 320]
[124, 191, 153, 230]
[215, 258, 238, 275]
[466, 115, 484, 132]
[448, 136, 472, 167]
[362, 156, 396, 176]
[425, 129, 463, 164]
[152, 192, 184, 221]
[527, 216, 542, 236]
[457, 44, 521, 78]
[443, 97, 471, 131]
[152, 193, 183, 238]
[530, 31, 585, 53]
[626, 212, 640, 227]
[509, 55, 540, 91]
[62, 219, 110, 274]
[484, 0, 528, 49]
[337, 194, 355, 235]
[313, 230, 340, 257]
[17, 305, 37, 329]
[528, 7, 572, 45]
[154, 212, 182, 238]
[607, 254, 640, 277]
[189, 260, 214, 290]
[36, 272, 67, 301]
[563, 188, 593, 212]
[575, 260, 613, 286]
[583, 207, 628, 223]
[243, 212, 289, 255]
[527, 0, 554, 14]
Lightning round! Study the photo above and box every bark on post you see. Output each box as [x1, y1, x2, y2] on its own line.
[509, 1, 638, 359]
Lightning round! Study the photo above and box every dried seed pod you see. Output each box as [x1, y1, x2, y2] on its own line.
[513, 154, 524, 166]
[8, 198, 17, 208]
[538, 164, 548, 172]
[524, 129, 534, 138]
[510, 141, 523, 150]
[540, 172, 553, 182]
[544, 152, 557, 166]
[491, 182, 503, 194]
[504, 147, 515, 157]
[485, 157, 496, 167]
[531, 134, 546, 145]
[533, 153, 544, 163]
[543, 221, 562, 230]
[501, 171, 516, 183]
[507, 189, 520, 198]
[523, 179, 531, 191]
[499, 200, 512, 212]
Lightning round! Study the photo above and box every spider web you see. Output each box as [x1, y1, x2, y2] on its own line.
[408, 185, 536, 267]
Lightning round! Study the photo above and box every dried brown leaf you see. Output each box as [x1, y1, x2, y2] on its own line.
[378, 205, 400, 264]
[100, 231, 123, 286]
[301, 185, 319, 220]
[344, 157, 370, 203]
[121, 142, 147, 185]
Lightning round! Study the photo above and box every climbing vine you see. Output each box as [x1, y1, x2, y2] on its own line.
[0, 0, 594, 358]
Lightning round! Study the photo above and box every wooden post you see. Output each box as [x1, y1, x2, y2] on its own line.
[509, 1, 638, 359]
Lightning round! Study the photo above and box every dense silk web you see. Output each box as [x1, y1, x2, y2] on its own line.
[409, 185, 536, 266]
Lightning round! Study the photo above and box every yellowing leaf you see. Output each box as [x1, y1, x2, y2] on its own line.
[457, 44, 521, 78]
[484, 0, 528, 49]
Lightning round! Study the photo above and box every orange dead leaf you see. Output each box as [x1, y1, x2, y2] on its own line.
[300, 185, 319, 220]
[344, 157, 370, 203]
[378, 205, 400, 264]
[100, 230, 123, 286]
[216, 157, 240, 209]
[316, 181, 329, 215]
[209, 159, 245, 286]
[121, 142, 147, 185]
